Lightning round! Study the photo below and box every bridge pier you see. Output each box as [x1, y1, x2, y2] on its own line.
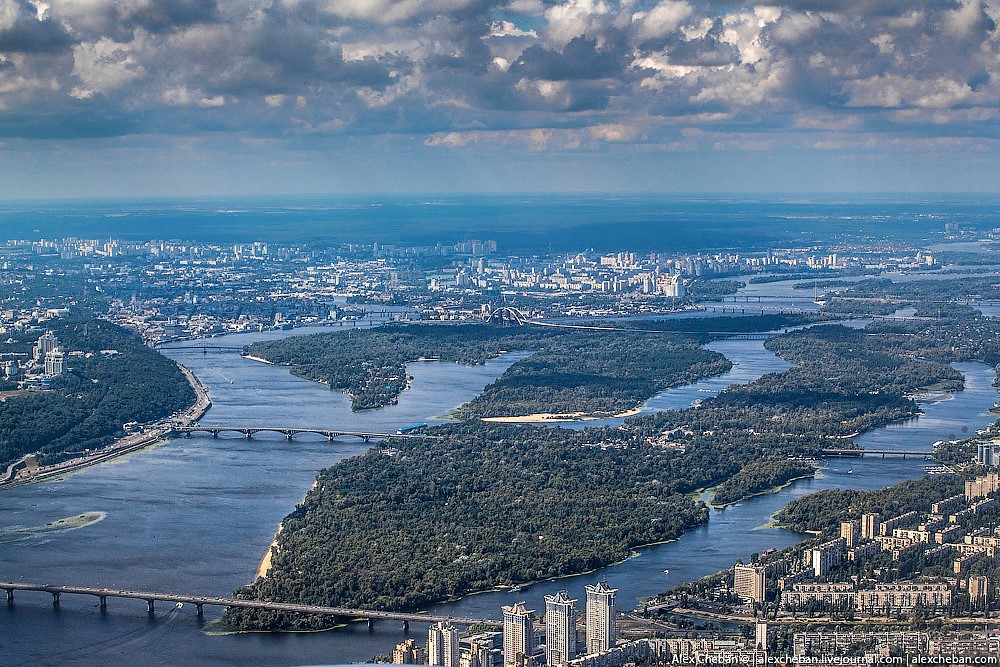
[285, 432, 293, 441]
[5, 588, 12, 604]
[196, 603, 204, 617]
[100, 596, 107, 611]
[52, 592, 60, 608]
[363, 436, 370, 443]
[212, 432, 218, 438]
[402, 620, 409, 632]
[147, 599, 155, 614]
[367, 618, 374, 631]
[327, 434, 335, 442]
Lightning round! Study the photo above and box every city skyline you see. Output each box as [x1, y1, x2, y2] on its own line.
[1, 1, 1000, 197]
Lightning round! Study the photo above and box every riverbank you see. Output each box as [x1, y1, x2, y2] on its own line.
[257, 525, 282, 579]
[0, 360, 212, 490]
[708, 470, 820, 509]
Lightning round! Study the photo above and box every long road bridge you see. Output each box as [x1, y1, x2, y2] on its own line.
[170, 425, 432, 442]
[161, 345, 247, 353]
[820, 448, 936, 459]
[0, 581, 498, 629]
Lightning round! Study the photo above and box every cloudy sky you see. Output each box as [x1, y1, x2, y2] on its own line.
[1, 0, 999, 197]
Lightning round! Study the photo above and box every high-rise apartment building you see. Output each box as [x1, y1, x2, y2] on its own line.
[861, 513, 881, 540]
[733, 563, 767, 604]
[544, 591, 576, 666]
[584, 580, 616, 655]
[428, 620, 461, 667]
[502, 602, 535, 667]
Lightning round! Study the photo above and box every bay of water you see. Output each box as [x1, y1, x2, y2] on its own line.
[0, 323, 996, 665]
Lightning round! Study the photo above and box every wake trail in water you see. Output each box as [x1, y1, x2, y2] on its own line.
[20, 606, 185, 667]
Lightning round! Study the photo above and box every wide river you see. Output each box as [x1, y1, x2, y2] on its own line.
[1, 320, 997, 666]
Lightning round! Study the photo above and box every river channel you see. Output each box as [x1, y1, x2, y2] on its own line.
[0, 322, 997, 666]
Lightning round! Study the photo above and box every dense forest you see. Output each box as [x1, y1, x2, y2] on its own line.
[243, 315, 831, 415]
[223, 422, 710, 629]
[711, 458, 816, 507]
[0, 315, 195, 469]
[809, 276, 1000, 318]
[247, 323, 735, 415]
[224, 315, 992, 629]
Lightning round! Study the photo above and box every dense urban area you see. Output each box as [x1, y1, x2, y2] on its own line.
[5, 220, 1000, 665]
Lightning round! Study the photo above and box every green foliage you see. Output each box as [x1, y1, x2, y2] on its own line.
[246, 323, 732, 415]
[774, 476, 966, 537]
[223, 422, 709, 629]
[712, 458, 816, 507]
[686, 279, 744, 302]
[0, 316, 195, 469]
[225, 318, 990, 630]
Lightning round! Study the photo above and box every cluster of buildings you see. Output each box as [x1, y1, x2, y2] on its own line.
[729, 473, 1000, 618]
[434, 248, 938, 297]
[0, 234, 949, 345]
[395, 624, 1000, 666]
[2, 330, 66, 387]
[389, 581, 618, 667]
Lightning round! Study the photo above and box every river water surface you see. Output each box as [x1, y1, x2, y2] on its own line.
[0, 323, 997, 666]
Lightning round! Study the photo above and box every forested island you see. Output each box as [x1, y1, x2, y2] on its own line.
[0, 315, 195, 470]
[224, 313, 996, 630]
[242, 314, 828, 416]
[245, 323, 730, 416]
[224, 422, 710, 629]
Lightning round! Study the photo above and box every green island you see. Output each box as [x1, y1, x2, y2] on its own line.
[223, 313, 999, 631]
[242, 314, 827, 415]
[0, 314, 196, 471]
[811, 275, 1000, 317]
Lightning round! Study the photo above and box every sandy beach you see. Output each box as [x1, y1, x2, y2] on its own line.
[256, 525, 282, 579]
[481, 407, 642, 423]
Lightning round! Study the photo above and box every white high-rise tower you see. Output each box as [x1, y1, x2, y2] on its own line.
[585, 580, 617, 655]
[544, 590, 576, 666]
[502, 602, 535, 667]
[427, 620, 460, 667]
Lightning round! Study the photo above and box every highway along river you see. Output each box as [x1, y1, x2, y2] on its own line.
[0, 323, 996, 665]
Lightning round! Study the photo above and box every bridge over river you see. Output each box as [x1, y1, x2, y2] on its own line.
[170, 425, 434, 442]
[1, 581, 498, 629]
[820, 448, 936, 459]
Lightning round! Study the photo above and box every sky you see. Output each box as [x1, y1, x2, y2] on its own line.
[1, 0, 999, 198]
